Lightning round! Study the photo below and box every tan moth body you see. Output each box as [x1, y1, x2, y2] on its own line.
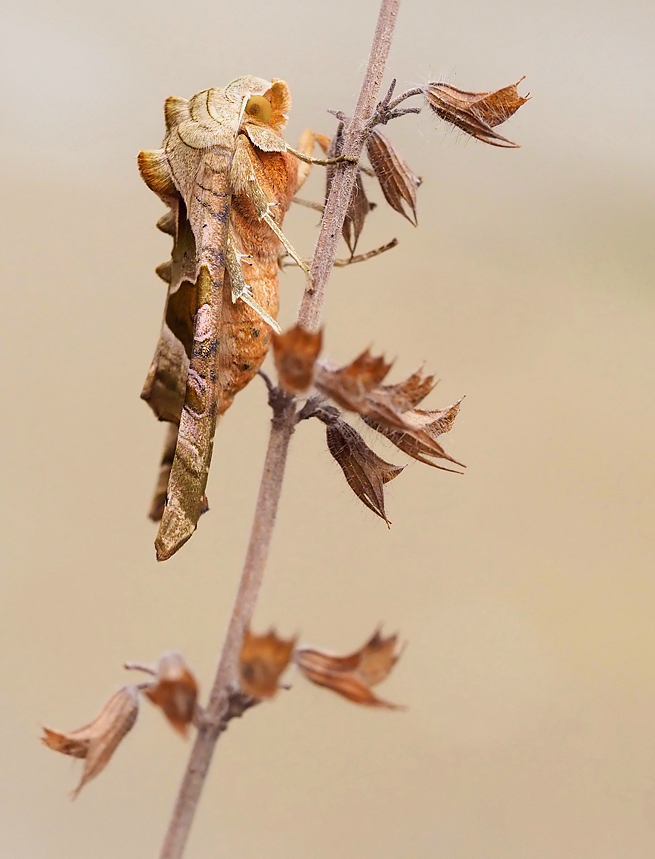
[139, 76, 317, 560]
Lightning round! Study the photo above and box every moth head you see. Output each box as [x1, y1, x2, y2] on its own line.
[244, 95, 273, 124]
[225, 76, 272, 104]
[235, 79, 291, 133]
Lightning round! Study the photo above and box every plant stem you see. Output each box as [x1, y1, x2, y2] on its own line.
[159, 2, 400, 856]
[159, 391, 296, 859]
[299, 0, 400, 331]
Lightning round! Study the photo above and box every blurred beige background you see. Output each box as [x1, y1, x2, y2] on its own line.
[1, 0, 654, 856]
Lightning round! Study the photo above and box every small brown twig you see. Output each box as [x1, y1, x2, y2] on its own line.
[280, 238, 397, 270]
[158, 3, 401, 857]
[333, 238, 398, 266]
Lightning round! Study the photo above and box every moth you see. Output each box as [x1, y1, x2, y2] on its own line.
[139, 76, 332, 561]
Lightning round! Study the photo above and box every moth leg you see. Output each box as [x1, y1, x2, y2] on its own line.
[231, 135, 312, 284]
[226, 234, 282, 333]
[291, 197, 324, 214]
[287, 147, 352, 167]
[293, 129, 331, 191]
[261, 206, 311, 281]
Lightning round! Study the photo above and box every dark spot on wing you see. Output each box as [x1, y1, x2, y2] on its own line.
[196, 184, 229, 199]
[207, 247, 225, 267]
[194, 195, 229, 222]
[193, 341, 214, 360]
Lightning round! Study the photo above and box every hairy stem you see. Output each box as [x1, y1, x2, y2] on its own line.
[159, 1, 400, 856]
[298, 0, 400, 331]
[387, 86, 423, 111]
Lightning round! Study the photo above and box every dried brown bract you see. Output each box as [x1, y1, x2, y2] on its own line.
[295, 629, 405, 709]
[315, 350, 464, 471]
[363, 398, 464, 471]
[423, 77, 530, 147]
[343, 169, 372, 255]
[271, 324, 323, 394]
[315, 348, 393, 411]
[42, 686, 140, 798]
[239, 629, 296, 698]
[376, 366, 436, 408]
[130, 652, 199, 737]
[366, 130, 420, 225]
[326, 417, 404, 524]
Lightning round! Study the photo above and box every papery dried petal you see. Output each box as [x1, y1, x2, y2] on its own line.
[356, 630, 404, 687]
[239, 629, 296, 699]
[271, 325, 323, 394]
[41, 728, 89, 759]
[366, 130, 420, 225]
[363, 399, 465, 471]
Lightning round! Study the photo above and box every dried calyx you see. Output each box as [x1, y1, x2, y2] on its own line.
[422, 77, 530, 147]
[238, 627, 405, 709]
[42, 686, 140, 799]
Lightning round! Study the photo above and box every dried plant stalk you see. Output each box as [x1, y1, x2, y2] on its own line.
[158, 2, 401, 856]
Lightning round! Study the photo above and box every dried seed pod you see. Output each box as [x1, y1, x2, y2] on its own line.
[366, 130, 420, 225]
[326, 418, 403, 524]
[423, 78, 530, 148]
[42, 686, 140, 798]
[342, 170, 372, 255]
[295, 629, 405, 709]
[239, 629, 296, 699]
[363, 398, 465, 471]
[135, 651, 199, 736]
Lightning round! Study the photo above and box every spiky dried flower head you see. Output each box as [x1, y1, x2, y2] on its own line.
[315, 349, 464, 472]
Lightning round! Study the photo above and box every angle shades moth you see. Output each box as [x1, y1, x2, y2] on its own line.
[139, 76, 329, 561]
